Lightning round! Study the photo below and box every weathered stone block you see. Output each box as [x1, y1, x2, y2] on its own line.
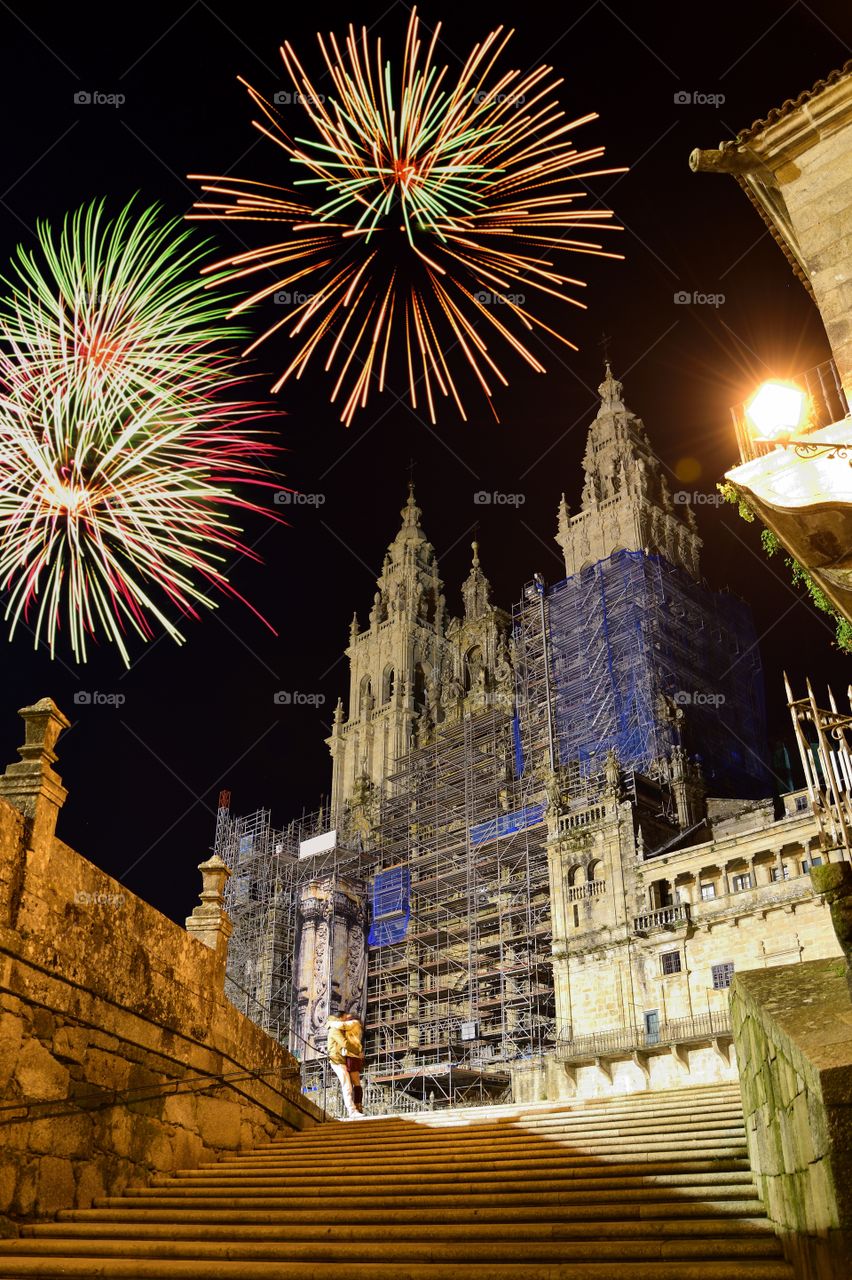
[0, 1012, 23, 1091]
[13, 1037, 69, 1102]
[34, 1157, 75, 1217]
[195, 1096, 243, 1149]
[52, 1026, 88, 1065]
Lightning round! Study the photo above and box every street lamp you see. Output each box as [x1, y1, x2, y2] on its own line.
[745, 380, 808, 439]
[744, 379, 852, 458]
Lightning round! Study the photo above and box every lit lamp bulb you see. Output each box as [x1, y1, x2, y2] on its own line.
[745, 380, 808, 441]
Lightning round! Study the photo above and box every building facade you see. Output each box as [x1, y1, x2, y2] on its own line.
[220, 370, 845, 1105]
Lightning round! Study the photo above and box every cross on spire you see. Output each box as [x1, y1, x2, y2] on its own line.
[598, 330, 613, 368]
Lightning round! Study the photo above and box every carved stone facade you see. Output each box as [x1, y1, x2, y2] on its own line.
[292, 874, 368, 1059]
[327, 487, 513, 823]
[555, 364, 701, 579]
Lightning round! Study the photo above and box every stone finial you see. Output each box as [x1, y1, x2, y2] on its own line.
[185, 854, 233, 975]
[0, 697, 71, 847]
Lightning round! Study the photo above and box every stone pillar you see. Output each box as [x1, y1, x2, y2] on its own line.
[0, 698, 70, 851]
[185, 854, 232, 981]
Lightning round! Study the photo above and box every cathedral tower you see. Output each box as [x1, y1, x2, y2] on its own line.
[327, 485, 446, 822]
[555, 363, 701, 579]
[326, 490, 515, 826]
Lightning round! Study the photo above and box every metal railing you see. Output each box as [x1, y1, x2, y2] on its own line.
[555, 1010, 732, 1062]
[731, 357, 850, 464]
[633, 903, 690, 933]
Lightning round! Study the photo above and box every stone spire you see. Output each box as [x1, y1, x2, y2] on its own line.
[555, 364, 702, 581]
[461, 540, 492, 621]
[328, 483, 446, 821]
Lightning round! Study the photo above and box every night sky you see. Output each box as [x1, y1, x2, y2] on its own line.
[1, 0, 850, 924]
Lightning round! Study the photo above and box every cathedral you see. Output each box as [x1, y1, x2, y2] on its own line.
[218, 367, 843, 1106]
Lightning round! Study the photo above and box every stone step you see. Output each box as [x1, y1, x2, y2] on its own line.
[0, 1259, 794, 1279]
[145, 1167, 752, 1182]
[128, 1180, 759, 1200]
[153, 1168, 755, 1191]
[0, 1237, 786, 1263]
[272, 1097, 743, 1129]
[259, 1107, 746, 1145]
[237, 1123, 748, 1158]
[196, 1140, 749, 1169]
[91, 1192, 763, 1213]
[0, 1085, 784, 1280]
[23, 1218, 777, 1242]
[56, 1201, 770, 1226]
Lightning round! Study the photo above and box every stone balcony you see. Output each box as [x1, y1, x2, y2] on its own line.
[566, 880, 607, 903]
[633, 902, 690, 934]
[555, 1009, 732, 1065]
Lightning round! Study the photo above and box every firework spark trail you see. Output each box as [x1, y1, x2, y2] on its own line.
[0, 201, 279, 665]
[190, 7, 624, 425]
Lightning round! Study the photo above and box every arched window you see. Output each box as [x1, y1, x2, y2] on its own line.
[464, 646, 483, 692]
[359, 675, 373, 716]
[587, 859, 603, 882]
[413, 663, 428, 712]
[568, 864, 586, 888]
[381, 664, 395, 704]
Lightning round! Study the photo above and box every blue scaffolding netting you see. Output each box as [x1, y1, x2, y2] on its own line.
[543, 550, 770, 797]
[471, 802, 548, 847]
[368, 866, 411, 947]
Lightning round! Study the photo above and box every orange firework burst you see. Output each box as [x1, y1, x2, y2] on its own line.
[191, 8, 624, 424]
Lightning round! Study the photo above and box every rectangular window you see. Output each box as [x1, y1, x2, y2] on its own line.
[770, 866, 790, 882]
[661, 950, 682, 976]
[700, 882, 716, 901]
[732, 873, 752, 893]
[712, 961, 735, 990]
[812, 856, 823, 867]
[795, 795, 808, 812]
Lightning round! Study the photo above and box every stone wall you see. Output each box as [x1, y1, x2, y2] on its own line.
[778, 105, 852, 401]
[513, 1041, 737, 1105]
[731, 959, 852, 1280]
[0, 699, 320, 1229]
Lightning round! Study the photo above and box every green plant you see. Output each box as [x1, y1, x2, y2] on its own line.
[717, 482, 852, 654]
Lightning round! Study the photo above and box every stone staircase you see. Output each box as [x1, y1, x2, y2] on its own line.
[0, 1082, 792, 1278]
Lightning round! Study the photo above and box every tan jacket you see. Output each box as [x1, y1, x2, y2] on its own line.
[327, 1016, 363, 1065]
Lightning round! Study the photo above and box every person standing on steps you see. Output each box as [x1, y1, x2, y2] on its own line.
[327, 1011, 365, 1119]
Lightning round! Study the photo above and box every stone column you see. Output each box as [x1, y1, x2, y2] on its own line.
[0, 699, 70, 930]
[0, 698, 70, 851]
[185, 854, 232, 982]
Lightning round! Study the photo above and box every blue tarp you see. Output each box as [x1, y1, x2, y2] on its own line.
[471, 802, 547, 847]
[368, 866, 411, 946]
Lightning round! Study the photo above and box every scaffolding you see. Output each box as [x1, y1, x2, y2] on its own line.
[364, 707, 554, 1102]
[513, 551, 770, 800]
[214, 706, 555, 1107]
